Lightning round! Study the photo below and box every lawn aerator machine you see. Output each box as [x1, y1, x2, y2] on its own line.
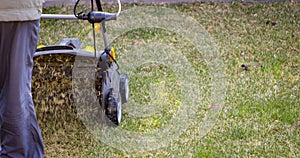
[34, 0, 129, 126]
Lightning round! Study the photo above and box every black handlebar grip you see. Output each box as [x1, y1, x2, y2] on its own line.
[88, 11, 117, 23]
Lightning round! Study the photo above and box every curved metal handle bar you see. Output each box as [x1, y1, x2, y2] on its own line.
[41, 0, 122, 50]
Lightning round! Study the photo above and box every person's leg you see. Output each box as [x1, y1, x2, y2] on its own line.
[0, 20, 44, 157]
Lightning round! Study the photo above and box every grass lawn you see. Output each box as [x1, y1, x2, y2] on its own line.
[36, 2, 299, 157]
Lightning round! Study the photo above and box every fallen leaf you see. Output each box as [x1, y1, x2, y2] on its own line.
[133, 40, 146, 45]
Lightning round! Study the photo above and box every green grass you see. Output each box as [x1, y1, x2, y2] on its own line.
[37, 2, 299, 157]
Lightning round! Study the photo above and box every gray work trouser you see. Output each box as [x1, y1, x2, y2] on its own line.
[0, 20, 44, 158]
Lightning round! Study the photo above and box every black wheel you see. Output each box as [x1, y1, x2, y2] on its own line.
[119, 73, 129, 104]
[106, 89, 122, 125]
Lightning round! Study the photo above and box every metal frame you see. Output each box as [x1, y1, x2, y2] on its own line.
[41, 14, 110, 49]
